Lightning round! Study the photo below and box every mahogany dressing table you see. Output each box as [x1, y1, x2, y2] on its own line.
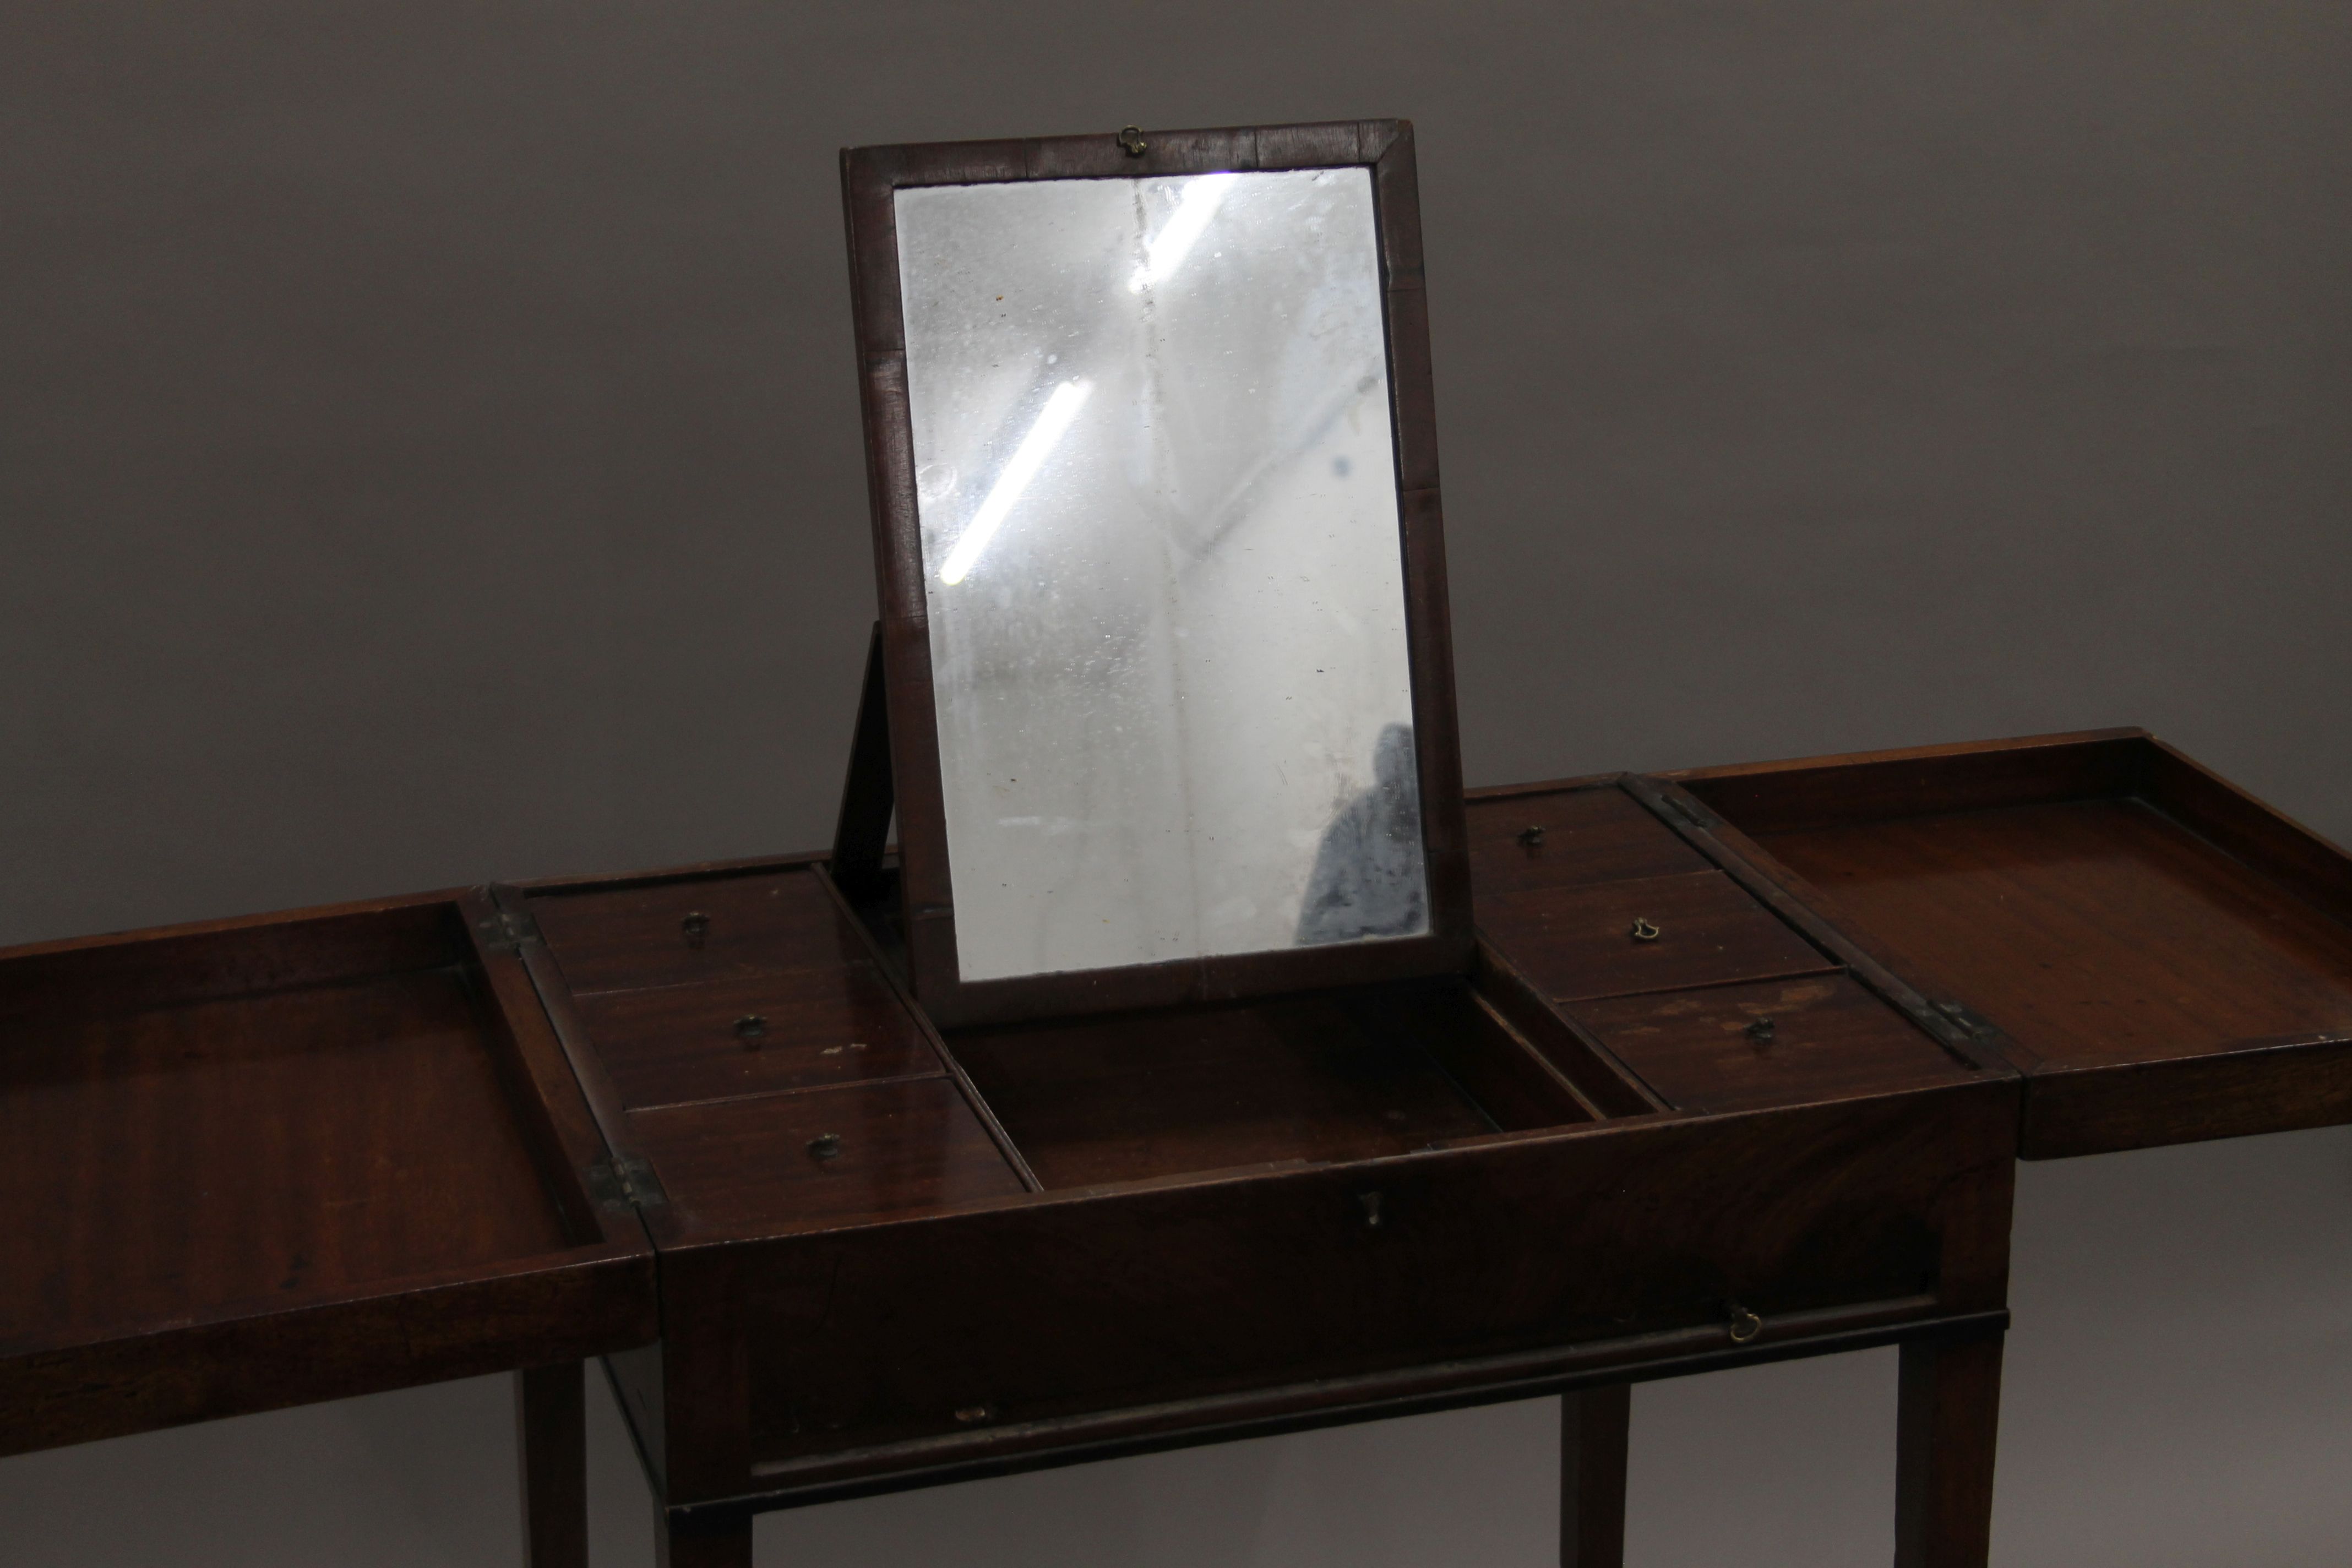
[7, 119, 2351, 1568]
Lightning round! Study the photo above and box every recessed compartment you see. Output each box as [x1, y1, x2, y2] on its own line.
[950, 978, 1649, 1191]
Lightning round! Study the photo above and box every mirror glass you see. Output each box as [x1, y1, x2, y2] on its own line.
[896, 167, 1426, 983]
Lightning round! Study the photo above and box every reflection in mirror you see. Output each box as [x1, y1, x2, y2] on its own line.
[897, 167, 1425, 983]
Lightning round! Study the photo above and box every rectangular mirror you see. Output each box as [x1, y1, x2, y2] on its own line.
[843, 122, 1469, 1026]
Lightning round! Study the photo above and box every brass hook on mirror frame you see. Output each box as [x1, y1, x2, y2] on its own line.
[1116, 125, 1147, 157]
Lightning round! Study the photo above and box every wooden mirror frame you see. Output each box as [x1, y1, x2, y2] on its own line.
[839, 119, 1471, 1028]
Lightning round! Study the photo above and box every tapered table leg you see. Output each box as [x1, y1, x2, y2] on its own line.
[660, 1508, 755, 1568]
[1562, 1383, 1632, 1568]
[1893, 1332, 2004, 1568]
[515, 1363, 587, 1568]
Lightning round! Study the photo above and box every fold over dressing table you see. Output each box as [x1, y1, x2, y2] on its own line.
[7, 120, 2350, 1568]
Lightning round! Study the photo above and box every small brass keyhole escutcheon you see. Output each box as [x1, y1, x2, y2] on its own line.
[682, 911, 711, 949]
[1630, 917, 1661, 943]
[1117, 125, 1147, 157]
[1727, 1304, 1762, 1343]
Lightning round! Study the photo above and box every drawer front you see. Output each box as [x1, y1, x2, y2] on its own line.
[736, 1084, 2013, 1479]
[1481, 870, 1836, 1003]
[1569, 974, 1982, 1114]
[573, 962, 939, 1110]
[1467, 786, 1709, 899]
[530, 869, 865, 995]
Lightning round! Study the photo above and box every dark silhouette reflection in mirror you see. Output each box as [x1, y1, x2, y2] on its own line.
[1297, 723, 1428, 945]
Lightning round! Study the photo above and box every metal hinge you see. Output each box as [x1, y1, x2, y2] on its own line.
[586, 1153, 667, 1213]
[1930, 999, 2002, 1043]
[1657, 788, 1719, 831]
[475, 908, 541, 955]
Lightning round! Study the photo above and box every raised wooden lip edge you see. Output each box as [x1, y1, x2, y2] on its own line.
[839, 117, 1473, 1030]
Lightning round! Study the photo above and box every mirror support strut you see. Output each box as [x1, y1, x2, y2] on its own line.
[830, 620, 895, 907]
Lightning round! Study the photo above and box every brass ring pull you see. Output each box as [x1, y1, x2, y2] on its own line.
[1630, 917, 1661, 943]
[1727, 1305, 1763, 1344]
[1117, 125, 1148, 157]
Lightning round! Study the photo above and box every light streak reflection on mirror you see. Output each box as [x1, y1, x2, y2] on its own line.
[937, 378, 1093, 586]
[1128, 172, 1239, 293]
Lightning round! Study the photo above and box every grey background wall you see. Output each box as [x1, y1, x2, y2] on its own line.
[4, 2, 2347, 1563]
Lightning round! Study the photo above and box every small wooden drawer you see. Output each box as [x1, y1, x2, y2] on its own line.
[1569, 975, 1981, 1114]
[628, 1078, 1027, 1243]
[1467, 784, 1709, 900]
[531, 870, 867, 996]
[571, 963, 941, 1111]
[1479, 870, 1835, 1004]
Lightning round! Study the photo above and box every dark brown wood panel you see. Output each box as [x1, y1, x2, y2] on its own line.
[1569, 976, 1981, 1115]
[2, 965, 569, 1352]
[571, 963, 940, 1111]
[1466, 785, 1710, 900]
[731, 1084, 2015, 1486]
[1755, 798, 2352, 1072]
[532, 871, 865, 997]
[1479, 871, 1837, 1005]
[627, 1078, 1027, 1247]
[949, 992, 1496, 1190]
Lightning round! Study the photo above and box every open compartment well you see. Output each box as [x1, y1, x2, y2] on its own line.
[521, 860, 1655, 1223]
[0, 890, 654, 1456]
[949, 974, 1652, 1191]
[1664, 728, 2352, 1157]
